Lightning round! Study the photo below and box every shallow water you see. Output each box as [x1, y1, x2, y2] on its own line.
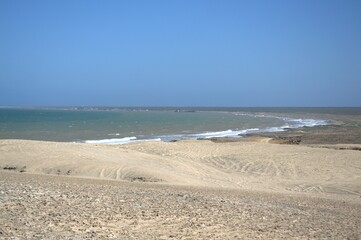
[0, 107, 329, 143]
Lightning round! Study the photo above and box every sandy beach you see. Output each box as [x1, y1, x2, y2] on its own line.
[1, 113, 361, 239]
[2, 0, 360, 237]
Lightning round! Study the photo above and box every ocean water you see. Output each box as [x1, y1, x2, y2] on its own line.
[0, 108, 329, 144]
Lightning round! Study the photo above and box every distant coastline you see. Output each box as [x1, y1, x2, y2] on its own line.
[2, 105, 361, 113]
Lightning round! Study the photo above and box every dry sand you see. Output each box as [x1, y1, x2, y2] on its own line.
[1, 137, 361, 239]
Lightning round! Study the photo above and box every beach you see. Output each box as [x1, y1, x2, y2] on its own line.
[2, 0, 361, 238]
[1, 109, 361, 239]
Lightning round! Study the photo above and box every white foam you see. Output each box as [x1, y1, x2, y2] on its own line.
[190, 128, 260, 138]
[157, 128, 261, 141]
[84, 115, 329, 145]
[263, 126, 285, 132]
[191, 130, 234, 138]
[260, 118, 328, 133]
[291, 118, 328, 128]
[85, 137, 137, 144]
[85, 137, 161, 145]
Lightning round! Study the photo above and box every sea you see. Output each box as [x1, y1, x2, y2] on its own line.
[0, 107, 330, 144]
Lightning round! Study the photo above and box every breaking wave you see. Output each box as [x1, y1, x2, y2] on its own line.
[262, 118, 329, 133]
[85, 137, 161, 145]
[85, 115, 329, 145]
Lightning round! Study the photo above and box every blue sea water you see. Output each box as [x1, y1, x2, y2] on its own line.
[0, 107, 329, 144]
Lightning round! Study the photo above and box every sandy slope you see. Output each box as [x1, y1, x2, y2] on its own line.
[1, 171, 360, 239]
[0, 139, 360, 200]
[1, 139, 361, 239]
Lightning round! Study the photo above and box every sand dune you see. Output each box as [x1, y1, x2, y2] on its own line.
[1, 139, 360, 200]
[1, 139, 361, 239]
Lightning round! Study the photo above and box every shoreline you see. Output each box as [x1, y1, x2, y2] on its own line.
[1, 110, 361, 189]
[2, 107, 357, 144]
[1, 110, 361, 238]
[1, 136, 360, 197]
[80, 113, 331, 144]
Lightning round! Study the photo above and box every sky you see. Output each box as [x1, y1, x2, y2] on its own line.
[0, 0, 361, 107]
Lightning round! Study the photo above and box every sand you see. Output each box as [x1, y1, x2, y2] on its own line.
[1, 124, 361, 238]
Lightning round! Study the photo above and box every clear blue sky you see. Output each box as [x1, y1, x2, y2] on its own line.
[1, 0, 360, 107]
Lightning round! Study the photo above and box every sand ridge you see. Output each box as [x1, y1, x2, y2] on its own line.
[1, 139, 360, 200]
[1, 138, 361, 239]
